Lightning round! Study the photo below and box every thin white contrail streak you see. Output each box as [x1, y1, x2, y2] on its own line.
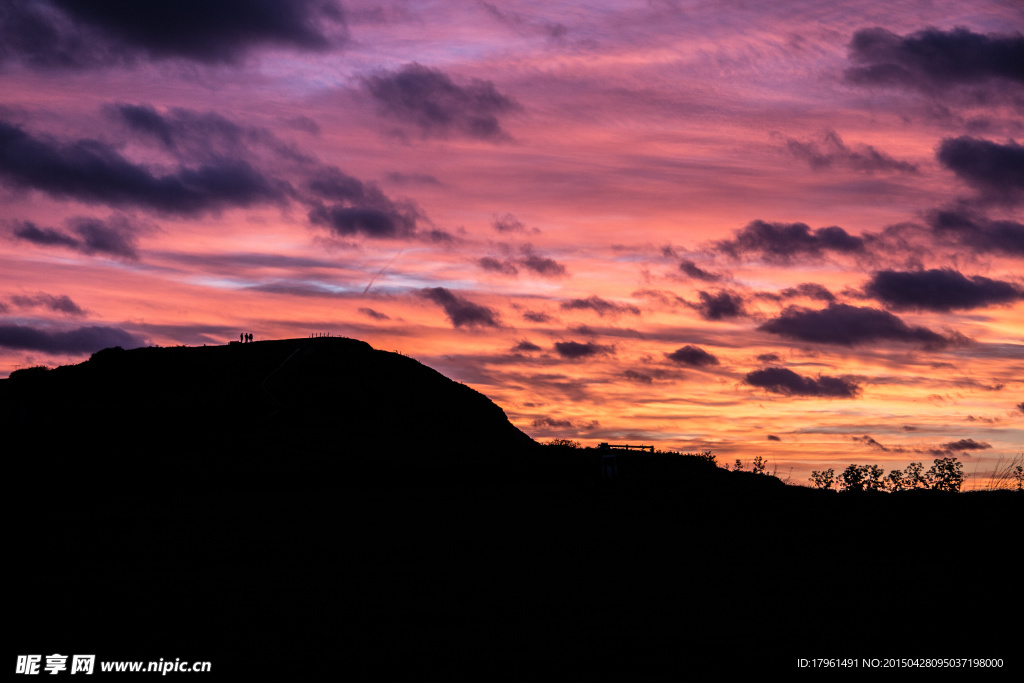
[363, 249, 404, 294]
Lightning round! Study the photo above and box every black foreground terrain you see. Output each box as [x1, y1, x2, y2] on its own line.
[6, 339, 1019, 679]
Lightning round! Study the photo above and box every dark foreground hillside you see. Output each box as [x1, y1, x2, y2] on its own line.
[6, 340, 1020, 679]
[2, 337, 535, 457]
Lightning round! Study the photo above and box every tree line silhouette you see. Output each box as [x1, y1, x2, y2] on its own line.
[544, 439, 1024, 493]
[808, 456, 981, 492]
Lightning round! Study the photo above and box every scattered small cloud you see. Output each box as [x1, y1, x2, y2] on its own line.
[622, 369, 653, 384]
[480, 2, 568, 41]
[358, 307, 390, 321]
[520, 249, 566, 277]
[665, 345, 719, 367]
[530, 416, 600, 434]
[553, 340, 614, 359]
[940, 438, 992, 451]
[853, 435, 890, 450]
[864, 268, 1023, 311]
[715, 220, 864, 263]
[511, 340, 541, 353]
[745, 367, 861, 398]
[533, 416, 573, 428]
[306, 167, 422, 239]
[632, 288, 686, 307]
[690, 290, 745, 321]
[109, 103, 314, 165]
[363, 62, 519, 141]
[10, 293, 85, 316]
[479, 244, 566, 278]
[11, 215, 140, 260]
[780, 283, 835, 302]
[844, 27, 1024, 93]
[479, 256, 519, 275]
[492, 213, 533, 233]
[419, 287, 501, 329]
[936, 136, 1024, 204]
[759, 302, 956, 348]
[561, 295, 639, 317]
[679, 260, 721, 281]
[759, 283, 836, 303]
[925, 209, 1024, 257]
[778, 129, 918, 174]
[522, 310, 553, 323]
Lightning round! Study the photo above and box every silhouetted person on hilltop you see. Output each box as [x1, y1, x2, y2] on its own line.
[240, 333, 244, 343]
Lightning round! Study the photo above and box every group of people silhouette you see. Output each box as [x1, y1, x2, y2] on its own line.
[240, 333, 253, 343]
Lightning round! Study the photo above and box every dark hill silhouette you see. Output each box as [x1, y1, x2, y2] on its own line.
[2, 337, 536, 459]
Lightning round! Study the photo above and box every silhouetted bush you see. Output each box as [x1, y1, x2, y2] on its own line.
[837, 457, 966, 493]
[865, 464, 884, 491]
[688, 449, 717, 466]
[840, 464, 864, 492]
[840, 464, 884, 492]
[904, 461, 929, 489]
[926, 457, 965, 492]
[809, 468, 835, 490]
[9, 365, 50, 380]
[883, 468, 908, 492]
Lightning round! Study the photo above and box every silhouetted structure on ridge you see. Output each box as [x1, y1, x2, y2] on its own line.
[598, 443, 653, 480]
[598, 442, 654, 453]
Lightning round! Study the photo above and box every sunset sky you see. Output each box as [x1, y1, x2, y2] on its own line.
[1, 0, 1021, 486]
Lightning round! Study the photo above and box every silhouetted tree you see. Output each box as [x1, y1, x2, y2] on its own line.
[752, 455, 767, 475]
[904, 461, 929, 489]
[809, 468, 835, 490]
[733, 459, 743, 472]
[883, 469, 908, 492]
[1015, 465, 1023, 491]
[926, 456, 965, 492]
[840, 464, 884, 492]
[864, 464, 885, 492]
[547, 438, 581, 448]
[681, 450, 718, 465]
[840, 464, 865, 492]
[695, 450, 717, 466]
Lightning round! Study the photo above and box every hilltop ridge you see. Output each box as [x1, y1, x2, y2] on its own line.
[1, 337, 536, 458]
